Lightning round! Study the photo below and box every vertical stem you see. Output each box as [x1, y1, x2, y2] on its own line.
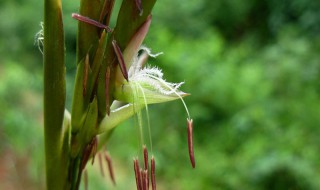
[43, 0, 67, 189]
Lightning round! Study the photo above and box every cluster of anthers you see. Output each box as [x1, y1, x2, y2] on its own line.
[67, 3, 195, 189]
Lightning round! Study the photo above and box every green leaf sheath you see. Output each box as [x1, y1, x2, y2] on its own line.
[43, 0, 68, 189]
[114, 0, 157, 49]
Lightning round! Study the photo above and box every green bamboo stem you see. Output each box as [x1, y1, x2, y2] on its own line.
[43, 0, 68, 189]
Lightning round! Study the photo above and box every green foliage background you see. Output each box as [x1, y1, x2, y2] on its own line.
[1, 0, 320, 189]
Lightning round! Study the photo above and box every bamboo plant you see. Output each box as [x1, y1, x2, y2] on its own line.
[43, 0, 195, 189]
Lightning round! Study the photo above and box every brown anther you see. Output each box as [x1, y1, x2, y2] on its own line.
[91, 137, 98, 165]
[144, 170, 149, 190]
[105, 67, 111, 115]
[151, 156, 156, 190]
[112, 40, 129, 81]
[81, 146, 90, 170]
[187, 119, 195, 168]
[81, 138, 97, 170]
[143, 145, 148, 170]
[133, 158, 142, 190]
[105, 152, 116, 185]
[83, 54, 89, 96]
[140, 169, 145, 190]
[98, 153, 105, 177]
[72, 13, 111, 32]
[83, 169, 88, 190]
[141, 170, 148, 190]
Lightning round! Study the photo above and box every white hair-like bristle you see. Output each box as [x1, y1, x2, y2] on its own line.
[35, 22, 44, 54]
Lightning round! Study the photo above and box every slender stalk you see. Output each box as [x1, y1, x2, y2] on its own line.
[43, 0, 68, 189]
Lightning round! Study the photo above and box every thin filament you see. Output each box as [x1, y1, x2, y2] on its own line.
[136, 82, 153, 154]
[130, 82, 144, 153]
[143, 73, 191, 119]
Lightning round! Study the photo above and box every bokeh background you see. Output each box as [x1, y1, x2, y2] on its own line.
[1, 0, 320, 189]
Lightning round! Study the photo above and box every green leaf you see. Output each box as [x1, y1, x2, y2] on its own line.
[114, 0, 157, 49]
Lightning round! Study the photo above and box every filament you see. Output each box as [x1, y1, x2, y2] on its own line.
[143, 73, 191, 120]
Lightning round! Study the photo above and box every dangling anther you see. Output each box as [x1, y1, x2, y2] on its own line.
[151, 156, 156, 190]
[91, 137, 98, 165]
[112, 40, 129, 81]
[144, 170, 149, 190]
[142, 170, 148, 190]
[133, 158, 142, 190]
[98, 153, 105, 177]
[72, 13, 111, 32]
[143, 145, 148, 170]
[105, 152, 116, 185]
[140, 169, 146, 190]
[187, 119, 195, 168]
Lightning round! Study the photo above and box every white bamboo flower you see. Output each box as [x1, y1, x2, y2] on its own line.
[114, 47, 189, 105]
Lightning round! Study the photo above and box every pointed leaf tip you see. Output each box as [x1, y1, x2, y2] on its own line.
[122, 15, 152, 69]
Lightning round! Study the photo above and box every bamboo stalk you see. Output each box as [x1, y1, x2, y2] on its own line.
[43, 0, 67, 189]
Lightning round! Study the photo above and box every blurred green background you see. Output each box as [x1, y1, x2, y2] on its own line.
[1, 0, 320, 189]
